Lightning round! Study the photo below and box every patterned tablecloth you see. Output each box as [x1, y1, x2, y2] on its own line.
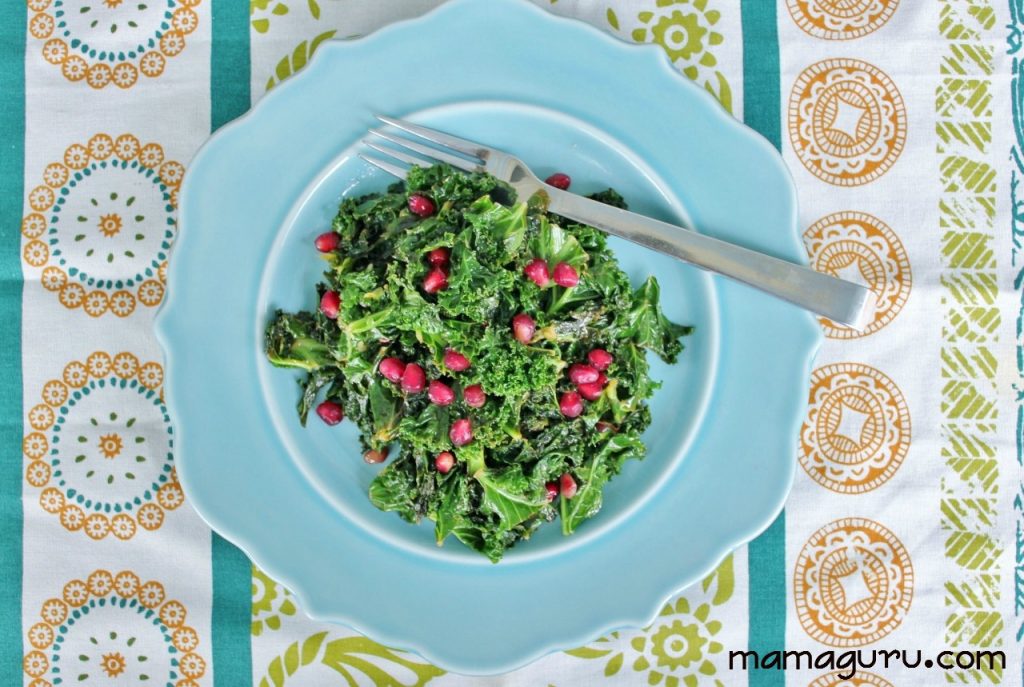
[2, 0, 1022, 685]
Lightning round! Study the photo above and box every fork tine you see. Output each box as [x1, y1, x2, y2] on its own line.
[363, 140, 431, 169]
[359, 154, 408, 180]
[368, 129, 484, 173]
[375, 115, 490, 159]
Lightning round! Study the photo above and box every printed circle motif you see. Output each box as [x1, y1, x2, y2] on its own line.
[21, 135, 179, 315]
[809, 671, 894, 687]
[23, 570, 205, 684]
[794, 518, 913, 646]
[789, 58, 906, 186]
[23, 353, 183, 538]
[800, 363, 910, 493]
[803, 212, 911, 338]
[30, 0, 202, 88]
[787, 0, 899, 40]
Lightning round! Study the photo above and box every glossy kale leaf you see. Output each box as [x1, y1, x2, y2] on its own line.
[266, 164, 691, 561]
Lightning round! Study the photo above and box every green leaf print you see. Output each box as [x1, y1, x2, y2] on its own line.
[257, 632, 445, 687]
[265, 30, 339, 91]
[252, 0, 328, 34]
[701, 551, 733, 606]
[566, 555, 734, 685]
[606, 0, 733, 114]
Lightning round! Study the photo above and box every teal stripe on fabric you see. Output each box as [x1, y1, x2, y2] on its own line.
[0, 2, 25, 685]
[212, 535, 253, 684]
[741, 0, 782, 149]
[211, 1, 253, 684]
[212, 0, 252, 131]
[746, 513, 786, 684]
[741, 2, 785, 685]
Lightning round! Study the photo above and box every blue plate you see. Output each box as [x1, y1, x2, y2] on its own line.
[156, 0, 819, 674]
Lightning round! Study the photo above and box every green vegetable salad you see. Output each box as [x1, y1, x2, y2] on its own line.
[266, 164, 691, 562]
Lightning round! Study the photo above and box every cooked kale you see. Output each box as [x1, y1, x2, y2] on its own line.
[266, 164, 691, 561]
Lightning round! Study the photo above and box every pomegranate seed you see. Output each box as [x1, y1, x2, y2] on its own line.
[364, 448, 389, 464]
[596, 421, 613, 433]
[463, 384, 486, 408]
[319, 290, 340, 319]
[450, 418, 473, 446]
[435, 451, 455, 474]
[423, 268, 448, 294]
[553, 262, 579, 287]
[587, 348, 613, 371]
[315, 400, 344, 425]
[428, 247, 450, 266]
[559, 391, 584, 418]
[560, 473, 578, 499]
[597, 371, 608, 387]
[512, 313, 536, 344]
[428, 380, 455, 406]
[314, 231, 339, 252]
[443, 349, 471, 372]
[545, 482, 559, 502]
[523, 258, 551, 287]
[577, 382, 603, 401]
[379, 357, 406, 383]
[568, 363, 599, 385]
[401, 363, 426, 393]
[408, 194, 435, 217]
[545, 173, 571, 190]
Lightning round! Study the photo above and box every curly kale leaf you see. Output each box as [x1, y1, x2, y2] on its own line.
[267, 164, 692, 562]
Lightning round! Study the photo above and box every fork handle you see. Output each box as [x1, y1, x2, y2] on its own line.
[547, 191, 873, 329]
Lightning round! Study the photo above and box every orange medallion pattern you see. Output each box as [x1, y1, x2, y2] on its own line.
[22, 134, 179, 315]
[28, 0, 202, 88]
[788, 58, 907, 186]
[786, 0, 899, 40]
[800, 363, 910, 494]
[794, 518, 913, 646]
[23, 352, 182, 539]
[803, 212, 911, 338]
[808, 671, 894, 686]
[23, 570, 206, 685]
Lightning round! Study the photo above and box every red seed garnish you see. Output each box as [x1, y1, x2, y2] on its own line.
[523, 258, 551, 287]
[443, 349, 471, 372]
[435, 451, 455, 474]
[545, 482, 559, 502]
[379, 357, 406, 383]
[560, 473, 578, 499]
[428, 380, 455, 406]
[319, 290, 340, 319]
[463, 384, 486, 408]
[568, 363, 599, 385]
[428, 247, 450, 266]
[553, 262, 579, 287]
[450, 418, 473, 446]
[401, 363, 426, 393]
[597, 371, 608, 387]
[315, 401, 343, 425]
[545, 173, 571, 190]
[314, 231, 339, 253]
[587, 348, 613, 371]
[577, 382, 604, 401]
[364, 448, 389, 464]
[423, 268, 448, 294]
[559, 391, 584, 418]
[408, 194, 435, 217]
[512, 313, 536, 344]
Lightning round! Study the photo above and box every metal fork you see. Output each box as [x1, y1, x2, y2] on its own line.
[360, 115, 873, 330]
